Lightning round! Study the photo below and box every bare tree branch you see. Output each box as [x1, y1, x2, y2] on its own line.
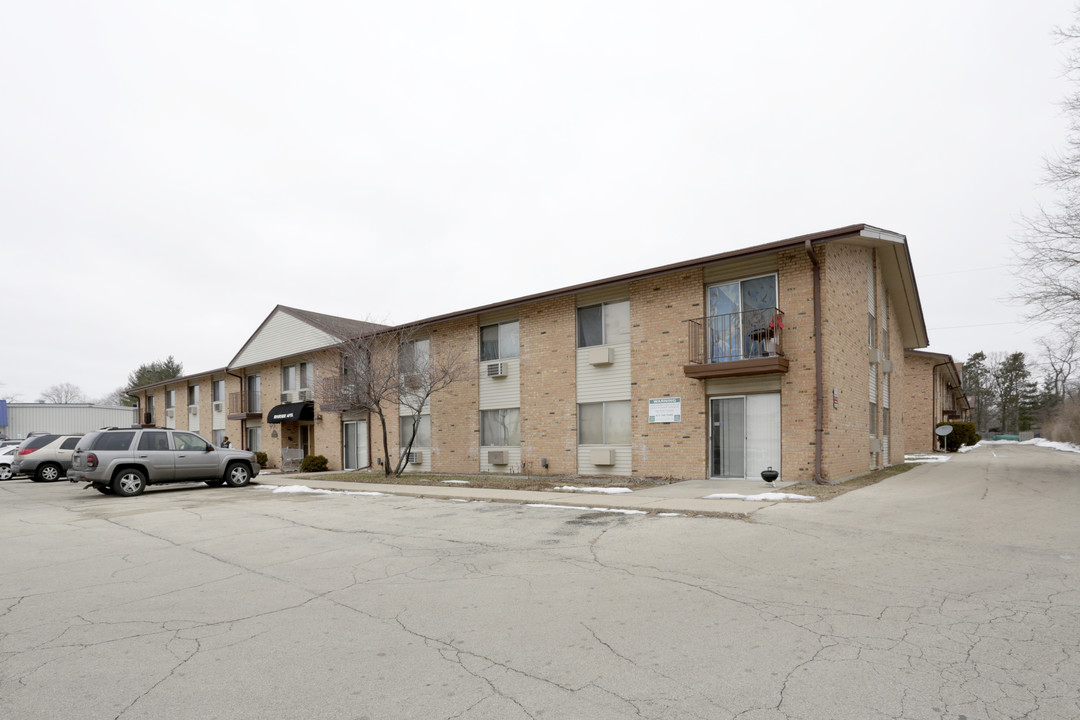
[37, 382, 87, 404]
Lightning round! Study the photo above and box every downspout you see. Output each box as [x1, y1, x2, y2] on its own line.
[227, 370, 245, 449]
[805, 239, 826, 484]
[931, 362, 951, 449]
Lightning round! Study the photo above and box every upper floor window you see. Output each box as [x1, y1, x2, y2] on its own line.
[246, 374, 261, 413]
[282, 364, 297, 392]
[577, 301, 630, 348]
[300, 362, 313, 391]
[480, 321, 519, 361]
[212, 379, 225, 403]
[400, 339, 430, 376]
[165, 389, 176, 408]
[188, 385, 199, 406]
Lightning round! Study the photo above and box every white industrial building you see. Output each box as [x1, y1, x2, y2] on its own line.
[0, 402, 138, 439]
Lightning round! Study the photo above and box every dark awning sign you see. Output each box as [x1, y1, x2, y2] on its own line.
[267, 401, 314, 423]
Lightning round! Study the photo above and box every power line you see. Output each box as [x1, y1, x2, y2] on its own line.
[921, 265, 1010, 277]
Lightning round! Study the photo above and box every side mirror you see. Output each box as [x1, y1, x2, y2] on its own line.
[205, 445, 214, 452]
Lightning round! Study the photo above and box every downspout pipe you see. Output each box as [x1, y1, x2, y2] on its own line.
[805, 239, 826, 484]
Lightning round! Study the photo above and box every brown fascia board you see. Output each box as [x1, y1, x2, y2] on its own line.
[128, 367, 227, 394]
[372, 223, 929, 348]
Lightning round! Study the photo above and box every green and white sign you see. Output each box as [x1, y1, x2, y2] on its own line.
[648, 397, 682, 423]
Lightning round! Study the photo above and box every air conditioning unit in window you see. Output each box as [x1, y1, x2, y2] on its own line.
[869, 437, 882, 453]
[486, 362, 506, 378]
[590, 448, 616, 466]
[588, 347, 615, 366]
[487, 450, 509, 465]
[281, 391, 297, 403]
[881, 360, 893, 374]
[165, 408, 175, 418]
[212, 401, 224, 413]
[298, 389, 313, 401]
[189, 406, 198, 416]
[869, 348, 883, 365]
[403, 374, 423, 390]
[407, 451, 423, 464]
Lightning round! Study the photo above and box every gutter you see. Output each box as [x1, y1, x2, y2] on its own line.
[805, 239, 826, 484]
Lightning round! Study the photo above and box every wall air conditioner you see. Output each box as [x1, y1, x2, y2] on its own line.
[590, 448, 616, 466]
[869, 437, 882, 453]
[588, 347, 615, 366]
[486, 362, 507, 378]
[869, 348, 881, 365]
[281, 391, 297, 403]
[212, 401, 224, 413]
[881, 359, 893, 374]
[404, 374, 423, 390]
[298, 389, 313, 401]
[165, 408, 175, 418]
[189, 406, 198, 416]
[487, 449, 509, 465]
[407, 451, 423, 464]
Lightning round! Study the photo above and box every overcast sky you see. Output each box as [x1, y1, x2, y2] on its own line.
[1, 1, 1074, 402]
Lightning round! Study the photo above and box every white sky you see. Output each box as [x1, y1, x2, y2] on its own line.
[1, 1, 1073, 402]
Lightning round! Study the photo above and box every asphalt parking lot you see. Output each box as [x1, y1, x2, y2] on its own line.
[2, 445, 1078, 720]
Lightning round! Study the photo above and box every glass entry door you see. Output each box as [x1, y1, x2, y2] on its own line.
[343, 420, 368, 470]
[710, 394, 781, 480]
[710, 397, 745, 477]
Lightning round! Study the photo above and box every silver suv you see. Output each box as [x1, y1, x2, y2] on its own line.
[12, 434, 83, 482]
[68, 428, 261, 497]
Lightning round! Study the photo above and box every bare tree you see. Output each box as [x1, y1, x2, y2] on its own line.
[98, 386, 132, 406]
[315, 322, 468, 477]
[0, 382, 19, 402]
[1014, 15, 1080, 322]
[38, 382, 87, 404]
[1037, 333, 1079, 403]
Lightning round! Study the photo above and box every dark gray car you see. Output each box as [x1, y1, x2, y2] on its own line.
[68, 428, 260, 497]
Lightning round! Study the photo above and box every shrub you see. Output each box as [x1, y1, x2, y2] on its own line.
[254, 451, 268, 466]
[300, 454, 329, 473]
[937, 421, 979, 451]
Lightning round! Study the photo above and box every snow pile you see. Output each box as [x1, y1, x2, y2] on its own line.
[905, 453, 950, 463]
[553, 486, 633, 494]
[526, 503, 646, 515]
[441, 480, 470, 484]
[964, 438, 1080, 454]
[704, 492, 816, 502]
[260, 485, 389, 497]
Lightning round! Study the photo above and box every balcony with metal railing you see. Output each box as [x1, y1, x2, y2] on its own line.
[684, 307, 789, 379]
[227, 391, 262, 420]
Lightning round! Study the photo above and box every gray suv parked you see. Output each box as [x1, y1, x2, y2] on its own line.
[68, 428, 261, 497]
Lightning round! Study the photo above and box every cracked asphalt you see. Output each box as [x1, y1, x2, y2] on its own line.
[1, 444, 1077, 720]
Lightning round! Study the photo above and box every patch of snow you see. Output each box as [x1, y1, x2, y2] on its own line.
[260, 485, 389, 497]
[905, 454, 950, 463]
[553, 486, 633, 494]
[963, 439, 1080, 454]
[657, 513, 685, 517]
[441, 480, 470, 484]
[525, 503, 646, 515]
[704, 492, 816, 502]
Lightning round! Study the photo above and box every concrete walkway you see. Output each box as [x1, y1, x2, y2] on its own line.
[252, 473, 806, 517]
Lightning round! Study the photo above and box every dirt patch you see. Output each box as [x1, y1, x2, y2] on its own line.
[781, 463, 918, 501]
[291, 471, 676, 493]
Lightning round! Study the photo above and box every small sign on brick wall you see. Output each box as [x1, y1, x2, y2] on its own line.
[648, 397, 681, 423]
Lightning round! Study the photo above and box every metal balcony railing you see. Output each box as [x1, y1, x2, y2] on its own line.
[687, 307, 784, 365]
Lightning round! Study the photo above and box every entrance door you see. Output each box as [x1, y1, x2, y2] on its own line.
[710, 394, 781, 480]
[343, 421, 368, 470]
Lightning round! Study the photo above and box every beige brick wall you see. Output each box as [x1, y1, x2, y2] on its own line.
[430, 317, 480, 473]
[903, 354, 937, 452]
[777, 247, 819, 482]
[628, 270, 708, 479]
[519, 295, 578, 475]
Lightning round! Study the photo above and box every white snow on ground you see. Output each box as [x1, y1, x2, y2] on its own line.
[259, 485, 390, 497]
[441, 480, 470, 484]
[967, 438, 1080, 454]
[906, 453, 950, 463]
[526, 503, 646, 515]
[553, 486, 633, 494]
[704, 492, 816, 502]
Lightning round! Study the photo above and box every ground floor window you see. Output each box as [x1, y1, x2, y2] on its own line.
[400, 415, 430, 448]
[213, 429, 225, 447]
[481, 408, 520, 446]
[578, 401, 631, 445]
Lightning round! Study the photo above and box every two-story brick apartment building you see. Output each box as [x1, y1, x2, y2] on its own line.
[133, 223, 935, 484]
[903, 350, 970, 452]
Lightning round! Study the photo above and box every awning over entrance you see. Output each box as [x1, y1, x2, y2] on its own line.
[266, 401, 314, 423]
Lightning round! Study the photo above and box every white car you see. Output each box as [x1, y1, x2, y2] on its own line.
[0, 445, 17, 480]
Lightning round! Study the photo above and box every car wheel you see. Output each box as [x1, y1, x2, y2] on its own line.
[112, 469, 147, 497]
[0, 464, 11, 481]
[35, 463, 62, 482]
[204, 479, 224, 487]
[224, 462, 251, 487]
[93, 483, 113, 495]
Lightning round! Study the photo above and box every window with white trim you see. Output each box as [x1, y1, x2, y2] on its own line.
[578, 401, 631, 445]
[480, 321, 519, 361]
[481, 408, 520, 446]
[577, 301, 630, 348]
[400, 415, 431, 447]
